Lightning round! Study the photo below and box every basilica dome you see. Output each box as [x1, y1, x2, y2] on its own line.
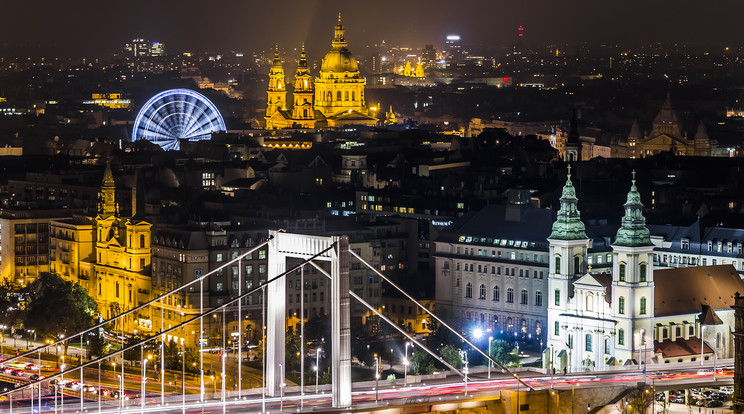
[321, 47, 358, 74]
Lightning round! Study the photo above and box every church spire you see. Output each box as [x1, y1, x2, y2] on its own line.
[100, 160, 118, 217]
[549, 165, 588, 240]
[614, 170, 652, 246]
[332, 12, 347, 48]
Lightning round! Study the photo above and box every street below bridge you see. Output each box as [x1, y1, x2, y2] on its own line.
[0, 360, 732, 413]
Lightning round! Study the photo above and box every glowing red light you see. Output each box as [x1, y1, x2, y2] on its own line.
[503, 77, 510, 82]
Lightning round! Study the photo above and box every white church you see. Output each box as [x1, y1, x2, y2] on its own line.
[545, 168, 743, 372]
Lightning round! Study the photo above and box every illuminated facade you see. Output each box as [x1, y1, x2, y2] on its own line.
[83, 93, 131, 109]
[623, 94, 711, 157]
[0, 211, 67, 285]
[265, 15, 377, 129]
[50, 163, 152, 334]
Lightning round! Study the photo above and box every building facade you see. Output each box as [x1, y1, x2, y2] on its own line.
[546, 171, 742, 372]
[265, 16, 377, 129]
[435, 205, 552, 340]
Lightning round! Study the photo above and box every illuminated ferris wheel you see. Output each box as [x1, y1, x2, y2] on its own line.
[131, 89, 226, 151]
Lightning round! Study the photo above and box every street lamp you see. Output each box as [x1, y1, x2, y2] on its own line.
[141, 358, 148, 413]
[316, 347, 322, 394]
[374, 353, 380, 403]
[461, 350, 469, 397]
[550, 344, 555, 389]
[404, 342, 411, 386]
[700, 325, 706, 366]
[640, 328, 646, 383]
[488, 336, 493, 379]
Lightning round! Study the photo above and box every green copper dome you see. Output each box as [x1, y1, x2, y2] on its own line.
[550, 166, 588, 240]
[614, 170, 652, 246]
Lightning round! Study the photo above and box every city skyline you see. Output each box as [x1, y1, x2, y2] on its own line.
[2, 0, 743, 57]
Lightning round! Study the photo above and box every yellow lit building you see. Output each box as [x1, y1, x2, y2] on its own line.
[84, 93, 132, 109]
[50, 163, 153, 334]
[265, 15, 378, 129]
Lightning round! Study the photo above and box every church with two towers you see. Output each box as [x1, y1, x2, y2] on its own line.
[546, 167, 742, 372]
[264, 15, 378, 129]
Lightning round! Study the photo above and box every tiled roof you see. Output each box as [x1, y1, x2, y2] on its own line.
[654, 264, 744, 316]
[654, 336, 713, 358]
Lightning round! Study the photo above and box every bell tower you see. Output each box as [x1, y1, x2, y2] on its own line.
[292, 44, 314, 121]
[547, 165, 590, 372]
[265, 45, 286, 127]
[611, 170, 655, 367]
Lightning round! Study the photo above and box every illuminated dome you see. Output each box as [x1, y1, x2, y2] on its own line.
[319, 15, 359, 76]
[321, 49, 358, 73]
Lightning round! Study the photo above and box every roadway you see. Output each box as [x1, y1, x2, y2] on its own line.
[0, 361, 731, 413]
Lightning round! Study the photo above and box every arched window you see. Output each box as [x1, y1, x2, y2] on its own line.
[336, 91, 342, 101]
[585, 334, 592, 351]
[140, 234, 145, 248]
[574, 256, 581, 274]
[618, 296, 625, 314]
[604, 338, 611, 354]
[618, 329, 625, 345]
[115, 281, 120, 298]
[640, 297, 647, 314]
[303, 109, 308, 117]
[479, 284, 486, 299]
[520, 289, 528, 305]
[128, 285, 133, 302]
[326, 91, 332, 102]
[554, 256, 561, 274]
[351, 91, 355, 101]
[506, 288, 514, 303]
[640, 263, 647, 282]
[586, 294, 593, 311]
[535, 291, 543, 307]
[492, 286, 500, 301]
[344, 91, 349, 101]
[465, 283, 472, 298]
[619, 263, 626, 281]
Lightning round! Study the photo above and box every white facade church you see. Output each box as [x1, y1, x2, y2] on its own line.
[546, 168, 743, 372]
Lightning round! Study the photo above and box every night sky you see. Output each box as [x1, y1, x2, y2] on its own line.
[2, 0, 743, 57]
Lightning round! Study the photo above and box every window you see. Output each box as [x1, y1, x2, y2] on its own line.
[585, 334, 592, 351]
[492, 286, 500, 301]
[639, 263, 647, 282]
[618, 297, 625, 315]
[202, 172, 215, 188]
[640, 297, 647, 315]
[618, 329, 625, 346]
[216, 253, 224, 262]
[619, 263, 626, 281]
[554, 256, 560, 274]
[554, 289, 560, 306]
[574, 256, 580, 274]
[506, 288, 514, 303]
[554, 321, 560, 336]
[479, 284, 486, 300]
[520, 289, 528, 305]
[586, 294, 592, 311]
[708, 241, 713, 252]
[535, 291, 542, 307]
[568, 334, 573, 349]
[216, 283, 223, 291]
[465, 283, 472, 298]
[604, 338, 610, 354]
[681, 239, 690, 250]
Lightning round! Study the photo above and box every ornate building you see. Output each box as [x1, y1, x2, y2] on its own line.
[51, 163, 153, 333]
[546, 169, 742, 372]
[619, 94, 713, 158]
[264, 15, 378, 129]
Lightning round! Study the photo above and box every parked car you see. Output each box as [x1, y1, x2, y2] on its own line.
[671, 396, 685, 404]
[708, 399, 724, 408]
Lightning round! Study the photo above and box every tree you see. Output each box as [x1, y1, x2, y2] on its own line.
[87, 331, 107, 359]
[489, 339, 518, 367]
[285, 332, 301, 373]
[441, 344, 463, 369]
[24, 273, 97, 356]
[410, 350, 435, 375]
[620, 386, 655, 414]
[183, 347, 200, 375]
[164, 340, 180, 370]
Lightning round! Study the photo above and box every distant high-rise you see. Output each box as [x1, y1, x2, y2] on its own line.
[421, 44, 436, 65]
[445, 34, 462, 62]
[124, 39, 166, 58]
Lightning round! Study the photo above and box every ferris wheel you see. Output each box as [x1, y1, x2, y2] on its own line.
[131, 88, 226, 151]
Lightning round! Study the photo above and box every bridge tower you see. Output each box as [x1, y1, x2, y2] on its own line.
[267, 231, 351, 408]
